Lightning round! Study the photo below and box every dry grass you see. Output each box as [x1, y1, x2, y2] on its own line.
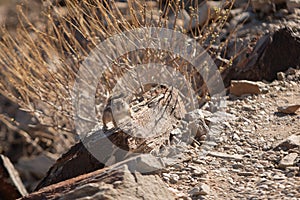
[0, 0, 234, 152]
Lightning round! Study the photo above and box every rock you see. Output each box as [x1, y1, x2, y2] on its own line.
[168, 9, 191, 30]
[198, 184, 211, 195]
[277, 105, 300, 114]
[162, 173, 170, 182]
[16, 154, 57, 191]
[193, 169, 206, 176]
[233, 133, 241, 141]
[251, 0, 288, 13]
[167, 1, 209, 30]
[285, 166, 299, 177]
[126, 155, 165, 173]
[232, 163, 244, 169]
[285, 67, 297, 75]
[230, 80, 264, 96]
[0, 154, 28, 200]
[234, 0, 249, 8]
[204, 111, 237, 123]
[277, 72, 285, 80]
[189, 183, 210, 196]
[207, 151, 244, 161]
[251, 0, 275, 13]
[21, 164, 175, 200]
[238, 171, 255, 176]
[273, 134, 300, 151]
[222, 28, 300, 86]
[278, 153, 298, 168]
[250, 28, 300, 81]
[35, 141, 105, 191]
[225, 37, 252, 67]
[242, 104, 255, 111]
[17, 154, 56, 180]
[230, 8, 244, 17]
[184, 109, 205, 121]
[169, 174, 180, 184]
[114, 1, 130, 15]
[287, 0, 300, 12]
[197, 2, 210, 27]
[232, 11, 253, 25]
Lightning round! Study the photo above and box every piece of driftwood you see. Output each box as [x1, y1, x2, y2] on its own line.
[0, 154, 28, 200]
[21, 161, 175, 200]
[35, 85, 186, 190]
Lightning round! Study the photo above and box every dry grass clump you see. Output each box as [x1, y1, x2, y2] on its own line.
[0, 0, 233, 152]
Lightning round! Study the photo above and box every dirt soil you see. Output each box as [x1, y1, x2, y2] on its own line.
[161, 69, 300, 199]
[0, 0, 299, 199]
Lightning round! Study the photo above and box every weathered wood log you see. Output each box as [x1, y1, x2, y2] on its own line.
[35, 85, 186, 190]
[0, 154, 28, 200]
[21, 161, 175, 200]
[222, 27, 300, 86]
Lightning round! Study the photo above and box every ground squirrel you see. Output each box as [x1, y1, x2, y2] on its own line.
[102, 93, 132, 129]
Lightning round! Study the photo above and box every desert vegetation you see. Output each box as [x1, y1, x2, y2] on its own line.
[0, 0, 232, 153]
[0, 0, 299, 199]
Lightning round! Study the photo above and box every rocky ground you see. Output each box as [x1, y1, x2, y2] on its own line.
[161, 68, 300, 199]
[0, 0, 300, 200]
[16, 60, 300, 200]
